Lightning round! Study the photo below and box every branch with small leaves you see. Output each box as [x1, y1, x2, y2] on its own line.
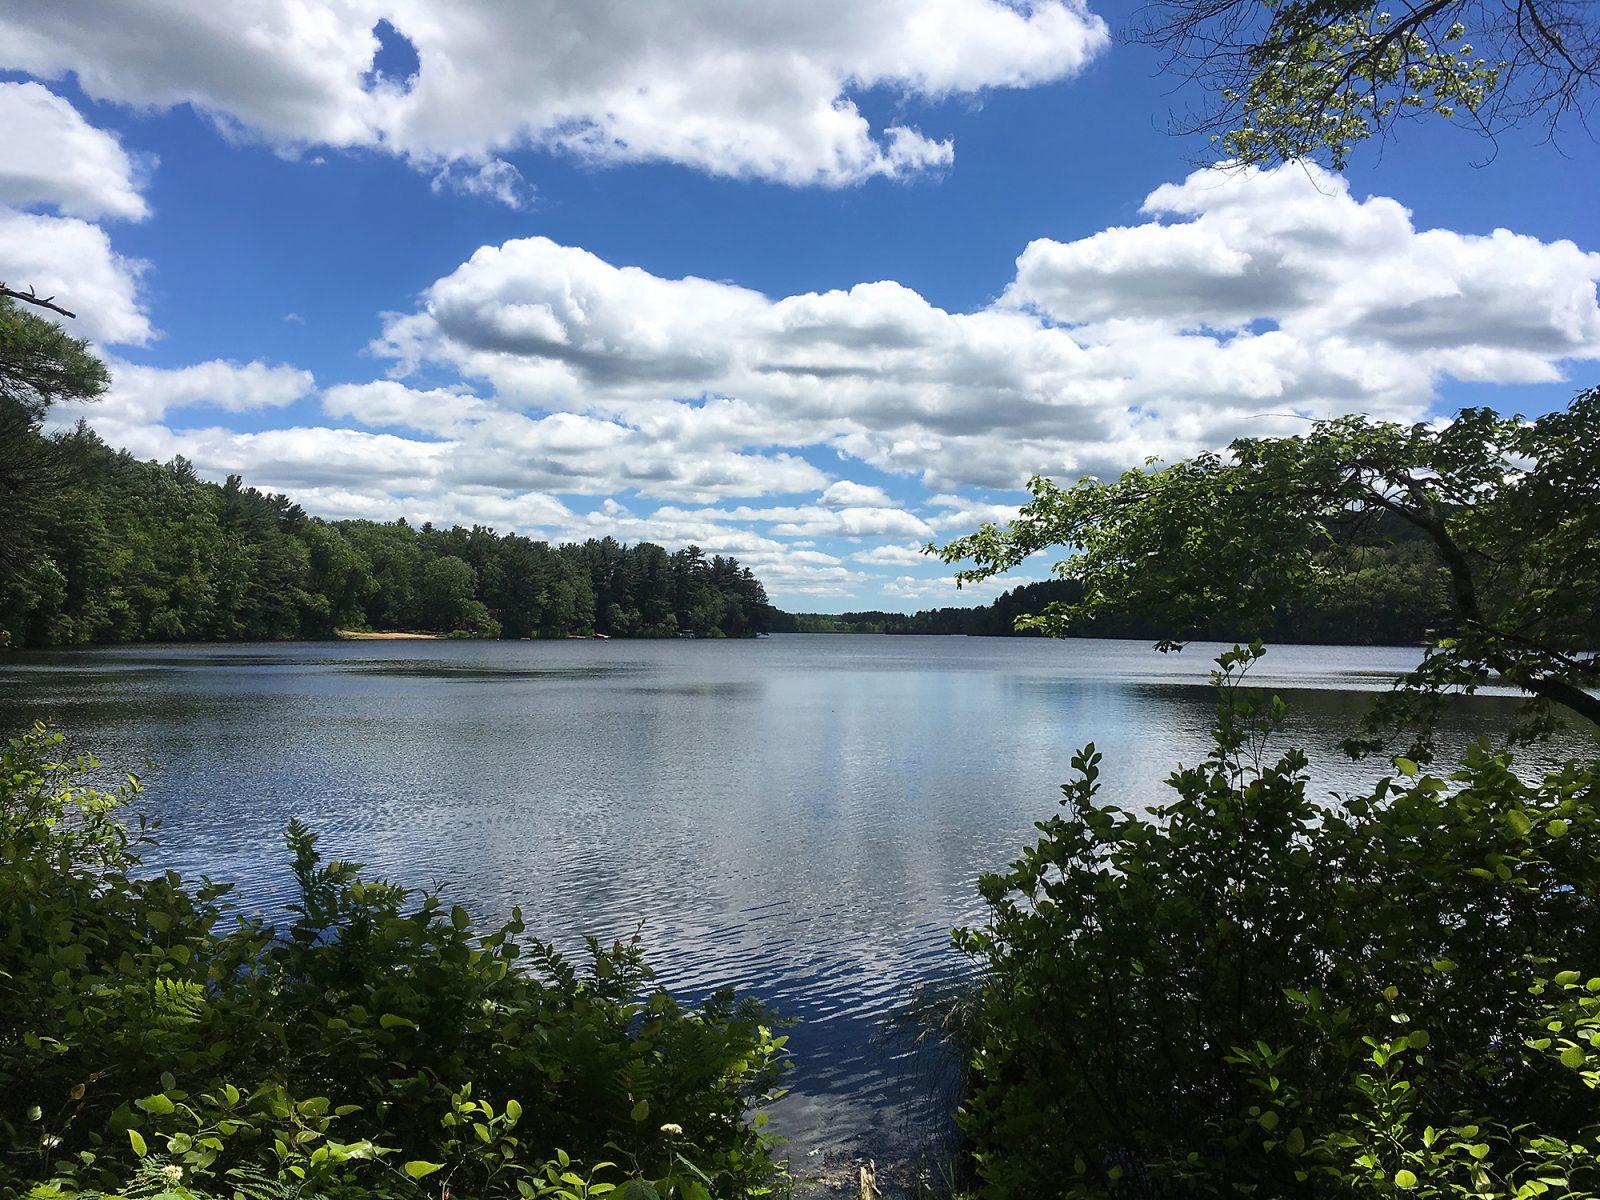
[1133, 0, 1599, 166]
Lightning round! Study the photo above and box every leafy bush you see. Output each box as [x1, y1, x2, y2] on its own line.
[1288, 968, 1600, 1198]
[0, 725, 788, 1199]
[956, 645, 1600, 1199]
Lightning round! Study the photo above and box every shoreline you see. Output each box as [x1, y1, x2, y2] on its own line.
[334, 630, 443, 640]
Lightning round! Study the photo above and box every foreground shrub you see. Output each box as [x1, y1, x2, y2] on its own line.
[957, 645, 1600, 1199]
[0, 725, 787, 1199]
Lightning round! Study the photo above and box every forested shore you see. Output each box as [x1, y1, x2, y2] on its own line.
[0, 418, 1455, 652]
[0, 424, 776, 648]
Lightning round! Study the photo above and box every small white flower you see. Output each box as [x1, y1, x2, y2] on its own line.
[659, 1122, 683, 1136]
[161, 1165, 184, 1184]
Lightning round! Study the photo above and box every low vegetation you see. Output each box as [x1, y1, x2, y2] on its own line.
[956, 644, 1600, 1198]
[0, 725, 789, 1200]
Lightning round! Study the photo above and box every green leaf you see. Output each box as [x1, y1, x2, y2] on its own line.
[136, 1093, 176, 1115]
[1395, 1169, 1418, 1189]
[129, 1129, 149, 1157]
[1506, 810, 1532, 837]
[1561, 1045, 1587, 1069]
[1394, 757, 1419, 777]
[379, 1012, 416, 1029]
[630, 1098, 650, 1122]
[403, 1160, 445, 1179]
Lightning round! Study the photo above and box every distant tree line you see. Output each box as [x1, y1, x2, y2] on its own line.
[0, 425, 775, 647]
[781, 517, 1454, 646]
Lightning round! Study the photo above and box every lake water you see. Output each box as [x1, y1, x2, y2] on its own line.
[2, 635, 1590, 1169]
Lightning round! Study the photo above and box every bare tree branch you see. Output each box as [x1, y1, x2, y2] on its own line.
[0, 284, 77, 320]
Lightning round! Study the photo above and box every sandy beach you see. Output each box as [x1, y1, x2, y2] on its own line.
[334, 630, 442, 640]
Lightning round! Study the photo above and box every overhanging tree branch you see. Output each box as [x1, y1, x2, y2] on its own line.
[1133, 0, 1600, 163]
[0, 284, 77, 320]
[937, 395, 1600, 754]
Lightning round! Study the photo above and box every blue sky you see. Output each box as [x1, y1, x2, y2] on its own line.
[2, 1, 1597, 610]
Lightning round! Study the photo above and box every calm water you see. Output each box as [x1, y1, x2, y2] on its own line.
[2, 635, 1591, 1162]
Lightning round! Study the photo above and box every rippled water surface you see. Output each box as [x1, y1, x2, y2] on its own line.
[2, 635, 1588, 1160]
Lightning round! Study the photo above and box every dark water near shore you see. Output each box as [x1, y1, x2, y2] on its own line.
[2, 635, 1592, 1165]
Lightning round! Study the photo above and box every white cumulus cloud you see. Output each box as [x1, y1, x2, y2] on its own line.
[0, 206, 153, 344]
[1, 0, 1108, 186]
[822, 480, 894, 507]
[0, 81, 150, 221]
[368, 166, 1600, 492]
[1006, 162, 1600, 373]
[853, 542, 934, 565]
[66, 359, 316, 427]
[322, 380, 493, 436]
